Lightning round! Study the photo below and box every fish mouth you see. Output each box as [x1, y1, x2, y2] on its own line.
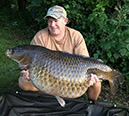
[5, 49, 12, 58]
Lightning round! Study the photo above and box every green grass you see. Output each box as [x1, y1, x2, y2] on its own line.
[0, 8, 30, 94]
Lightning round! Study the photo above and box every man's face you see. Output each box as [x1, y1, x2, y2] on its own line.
[48, 17, 67, 36]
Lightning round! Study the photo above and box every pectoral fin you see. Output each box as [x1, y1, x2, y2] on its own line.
[55, 96, 66, 107]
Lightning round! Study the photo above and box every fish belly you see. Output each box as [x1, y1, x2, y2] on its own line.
[29, 65, 89, 98]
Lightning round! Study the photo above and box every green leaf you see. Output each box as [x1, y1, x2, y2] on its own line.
[125, 39, 129, 43]
[64, 4, 70, 9]
[110, 58, 115, 63]
[107, 52, 112, 58]
[126, 44, 129, 51]
[94, 53, 99, 58]
[120, 49, 127, 56]
[113, 53, 120, 59]
[104, 42, 112, 49]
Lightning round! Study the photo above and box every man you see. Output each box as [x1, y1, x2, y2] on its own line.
[19, 5, 101, 101]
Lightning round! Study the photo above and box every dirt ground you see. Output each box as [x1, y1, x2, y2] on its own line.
[99, 82, 129, 107]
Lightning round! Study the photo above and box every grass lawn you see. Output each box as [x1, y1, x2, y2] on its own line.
[0, 8, 30, 94]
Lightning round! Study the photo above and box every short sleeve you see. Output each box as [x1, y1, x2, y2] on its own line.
[30, 28, 49, 46]
[73, 32, 89, 57]
[30, 31, 45, 46]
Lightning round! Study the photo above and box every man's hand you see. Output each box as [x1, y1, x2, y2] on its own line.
[88, 74, 102, 87]
[20, 70, 30, 81]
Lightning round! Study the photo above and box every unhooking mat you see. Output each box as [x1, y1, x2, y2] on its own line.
[0, 91, 129, 116]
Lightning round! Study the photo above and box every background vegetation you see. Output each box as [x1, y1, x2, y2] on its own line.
[0, 0, 129, 106]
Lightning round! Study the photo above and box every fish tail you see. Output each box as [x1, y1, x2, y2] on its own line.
[107, 69, 125, 94]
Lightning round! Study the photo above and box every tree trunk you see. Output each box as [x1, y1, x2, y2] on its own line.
[2, 0, 11, 8]
[17, 0, 26, 11]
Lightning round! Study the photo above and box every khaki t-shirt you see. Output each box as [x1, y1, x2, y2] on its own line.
[31, 26, 89, 57]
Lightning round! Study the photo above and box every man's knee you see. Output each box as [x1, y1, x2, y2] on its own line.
[18, 76, 38, 91]
[87, 82, 102, 100]
[94, 82, 101, 89]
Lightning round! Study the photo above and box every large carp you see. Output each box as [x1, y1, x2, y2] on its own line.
[5, 45, 124, 106]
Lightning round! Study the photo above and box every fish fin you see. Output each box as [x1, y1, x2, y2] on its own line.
[109, 80, 118, 95]
[10, 68, 21, 71]
[97, 59, 104, 63]
[89, 57, 104, 63]
[109, 70, 125, 94]
[55, 96, 66, 107]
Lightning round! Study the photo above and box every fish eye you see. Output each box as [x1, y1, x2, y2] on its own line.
[15, 46, 22, 52]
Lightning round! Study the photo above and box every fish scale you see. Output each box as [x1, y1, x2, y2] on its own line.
[30, 65, 87, 98]
[29, 54, 89, 98]
[5, 45, 125, 98]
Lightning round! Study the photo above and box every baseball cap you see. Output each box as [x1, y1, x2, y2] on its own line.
[44, 5, 67, 19]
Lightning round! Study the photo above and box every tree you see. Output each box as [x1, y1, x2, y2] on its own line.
[17, 0, 26, 11]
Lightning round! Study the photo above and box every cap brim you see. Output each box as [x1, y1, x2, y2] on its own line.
[44, 15, 58, 19]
